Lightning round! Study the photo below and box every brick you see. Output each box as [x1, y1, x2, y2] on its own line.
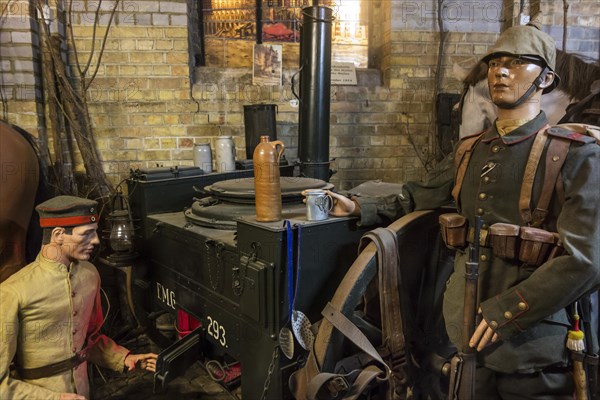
[136, 13, 152, 25]
[136, 39, 155, 50]
[154, 65, 172, 75]
[155, 39, 173, 50]
[170, 15, 187, 26]
[159, 2, 188, 14]
[130, 52, 164, 63]
[120, 39, 136, 50]
[152, 13, 169, 25]
[11, 31, 32, 43]
[144, 138, 160, 149]
[165, 52, 188, 64]
[164, 114, 179, 125]
[125, 139, 142, 149]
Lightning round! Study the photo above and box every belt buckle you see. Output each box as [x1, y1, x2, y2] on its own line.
[327, 376, 349, 397]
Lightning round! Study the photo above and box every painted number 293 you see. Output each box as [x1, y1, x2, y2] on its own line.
[206, 316, 227, 348]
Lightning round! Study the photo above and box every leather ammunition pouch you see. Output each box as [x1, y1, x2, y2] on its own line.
[17, 349, 89, 380]
[439, 213, 467, 248]
[439, 215, 565, 267]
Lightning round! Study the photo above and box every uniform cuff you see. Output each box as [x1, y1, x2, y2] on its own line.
[480, 289, 530, 338]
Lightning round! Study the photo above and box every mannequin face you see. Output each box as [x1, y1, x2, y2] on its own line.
[487, 55, 548, 108]
[54, 223, 100, 262]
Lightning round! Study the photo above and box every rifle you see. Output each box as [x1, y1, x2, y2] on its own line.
[448, 216, 482, 400]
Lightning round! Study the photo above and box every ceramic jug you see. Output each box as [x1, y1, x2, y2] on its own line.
[253, 135, 285, 222]
[216, 136, 236, 172]
[193, 142, 213, 173]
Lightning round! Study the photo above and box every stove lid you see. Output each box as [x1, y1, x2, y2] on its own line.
[203, 177, 333, 204]
[186, 176, 333, 229]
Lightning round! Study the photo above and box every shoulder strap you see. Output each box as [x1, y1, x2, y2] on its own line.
[519, 125, 550, 225]
[451, 132, 485, 207]
[531, 137, 571, 227]
[521, 124, 597, 227]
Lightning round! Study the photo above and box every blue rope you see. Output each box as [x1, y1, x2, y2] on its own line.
[286, 220, 294, 317]
[292, 224, 302, 310]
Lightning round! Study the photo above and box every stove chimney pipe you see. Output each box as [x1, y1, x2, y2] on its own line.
[297, 6, 333, 181]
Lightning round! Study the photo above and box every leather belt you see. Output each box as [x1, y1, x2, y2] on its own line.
[18, 349, 89, 380]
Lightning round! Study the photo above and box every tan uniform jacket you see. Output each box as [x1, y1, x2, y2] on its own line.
[0, 254, 129, 399]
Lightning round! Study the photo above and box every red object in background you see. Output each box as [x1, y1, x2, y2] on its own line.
[176, 309, 201, 339]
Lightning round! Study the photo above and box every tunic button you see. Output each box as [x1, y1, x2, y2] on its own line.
[489, 321, 498, 329]
[73, 329, 77, 335]
[478, 193, 488, 200]
[73, 310, 78, 316]
[71, 291, 76, 297]
[492, 146, 501, 153]
[518, 302, 527, 310]
[504, 311, 513, 319]
[476, 208, 484, 216]
[480, 254, 488, 261]
[482, 176, 490, 183]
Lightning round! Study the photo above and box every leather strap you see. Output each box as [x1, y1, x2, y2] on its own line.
[18, 350, 88, 380]
[531, 137, 571, 227]
[519, 126, 550, 225]
[360, 227, 408, 398]
[322, 302, 390, 376]
[452, 133, 484, 208]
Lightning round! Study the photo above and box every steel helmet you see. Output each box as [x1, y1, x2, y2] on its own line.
[482, 24, 560, 94]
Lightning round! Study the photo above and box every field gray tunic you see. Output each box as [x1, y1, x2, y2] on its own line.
[356, 112, 600, 373]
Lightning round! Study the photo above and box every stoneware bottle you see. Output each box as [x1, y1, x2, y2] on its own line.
[215, 136, 236, 172]
[253, 135, 285, 222]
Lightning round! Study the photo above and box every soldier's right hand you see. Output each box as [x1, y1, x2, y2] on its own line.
[60, 393, 86, 400]
[326, 191, 359, 217]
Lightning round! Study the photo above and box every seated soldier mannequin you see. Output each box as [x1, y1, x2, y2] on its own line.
[0, 195, 157, 400]
[328, 25, 600, 398]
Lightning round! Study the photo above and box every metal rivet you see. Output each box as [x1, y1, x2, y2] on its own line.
[552, 156, 560, 162]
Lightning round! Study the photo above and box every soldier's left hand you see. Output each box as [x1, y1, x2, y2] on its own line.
[124, 352, 158, 372]
[469, 309, 499, 351]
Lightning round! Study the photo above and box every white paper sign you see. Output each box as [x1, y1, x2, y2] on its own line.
[331, 62, 357, 85]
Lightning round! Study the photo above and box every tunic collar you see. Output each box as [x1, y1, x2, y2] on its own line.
[38, 253, 74, 273]
[482, 112, 549, 145]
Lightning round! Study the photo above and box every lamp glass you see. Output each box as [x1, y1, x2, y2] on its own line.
[109, 210, 134, 252]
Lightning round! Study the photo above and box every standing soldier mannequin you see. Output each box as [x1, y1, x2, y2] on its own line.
[0, 195, 157, 400]
[330, 24, 600, 398]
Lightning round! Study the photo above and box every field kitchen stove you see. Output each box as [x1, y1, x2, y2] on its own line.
[128, 169, 371, 399]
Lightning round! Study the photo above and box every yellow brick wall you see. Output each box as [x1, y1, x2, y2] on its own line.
[1, 0, 597, 189]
